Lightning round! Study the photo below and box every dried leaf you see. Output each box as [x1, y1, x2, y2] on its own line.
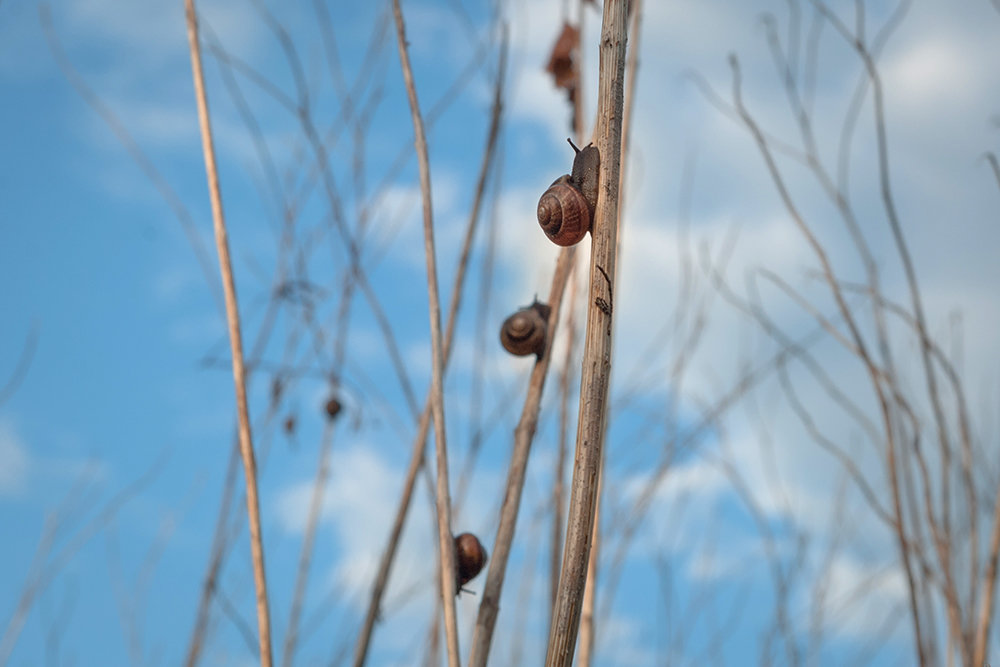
[545, 22, 580, 92]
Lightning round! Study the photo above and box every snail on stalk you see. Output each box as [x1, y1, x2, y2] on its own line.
[499, 300, 552, 358]
[536, 138, 600, 246]
[454, 532, 488, 593]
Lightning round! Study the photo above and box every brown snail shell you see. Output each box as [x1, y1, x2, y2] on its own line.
[537, 178, 591, 247]
[537, 139, 600, 247]
[324, 396, 342, 420]
[500, 301, 551, 357]
[454, 532, 488, 590]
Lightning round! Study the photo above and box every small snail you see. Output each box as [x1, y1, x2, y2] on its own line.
[500, 300, 552, 358]
[454, 532, 488, 591]
[537, 138, 600, 246]
[324, 396, 342, 420]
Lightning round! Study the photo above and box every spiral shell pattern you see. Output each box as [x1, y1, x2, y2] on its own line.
[537, 180, 591, 247]
[499, 302, 550, 357]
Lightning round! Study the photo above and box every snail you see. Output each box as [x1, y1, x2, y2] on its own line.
[499, 300, 552, 358]
[537, 138, 600, 246]
[324, 396, 342, 420]
[454, 532, 488, 591]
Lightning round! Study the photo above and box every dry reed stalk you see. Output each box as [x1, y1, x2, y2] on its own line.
[545, 1, 628, 664]
[468, 246, 577, 667]
[352, 31, 506, 667]
[281, 419, 335, 667]
[575, 468, 602, 667]
[185, 442, 240, 667]
[283, 248, 361, 667]
[390, 1, 460, 664]
[577, 3, 642, 661]
[550, 267, 579, 620]
[183, 2, 273, 664]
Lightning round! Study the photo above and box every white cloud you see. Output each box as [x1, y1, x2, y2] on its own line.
[595, 613, 659, 666]
[812, 553, 909, 642]
[275, 444, 427, 602]
[885, 38, 972, 104]
[66, 0, 260, 67]
[622, 457, 729, 513]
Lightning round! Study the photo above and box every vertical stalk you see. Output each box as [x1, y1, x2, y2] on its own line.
[550, 271, 579, 622]
[352, 32, 507, 665]
[576, 469, 602, 667]
[183, 2, 273, 665]
[390, 1, 460, 665]
[467, 247, 577, 667]
[545, 1, 629, 665]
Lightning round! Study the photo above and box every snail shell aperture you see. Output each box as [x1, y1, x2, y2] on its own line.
[500, 301, 552, 357]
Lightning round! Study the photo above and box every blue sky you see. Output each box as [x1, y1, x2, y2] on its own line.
[2, 0, 1000, 665]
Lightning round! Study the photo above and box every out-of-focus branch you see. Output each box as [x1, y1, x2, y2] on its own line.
[389, 1, 460, 665]
[352, 29, 506, 667]
[0, 457, 164, 664]
[39, 5, 224, 315]
[0, 324, 38, 409]
[468, 246, 577, 667]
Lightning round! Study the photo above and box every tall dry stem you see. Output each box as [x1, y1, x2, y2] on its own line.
[468, 246, 577, 667]
[390, 1, 460, 664]
[578, 3, 642, 661]
[545, 1, 628, 664]
[183, 2, 273, 665]
[352, 30, 506, 667]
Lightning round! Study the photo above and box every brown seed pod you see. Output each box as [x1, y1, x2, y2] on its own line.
[324, 396, 342, 420]
[500, 301, 552, 358]
[537, 138, 600, 246]
[454, 532, 488, 590]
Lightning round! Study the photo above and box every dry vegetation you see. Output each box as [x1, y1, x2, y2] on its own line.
[4, 0, 999, 665]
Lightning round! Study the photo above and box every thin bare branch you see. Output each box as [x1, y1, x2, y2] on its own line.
[389, 2, 460, 665]
[39, 5, 224, 315]
[0, 324, 38, 409]
[0, 456, 164, 664]
[183, 2, 273, 664]
[468, 246, 577, 667]
[352, 29, 506, 667]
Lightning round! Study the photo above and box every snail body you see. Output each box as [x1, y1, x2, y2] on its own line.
[500, 301, 552, 358]
[537, 139, 600, 246]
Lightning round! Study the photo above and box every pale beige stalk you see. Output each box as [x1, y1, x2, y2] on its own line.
[183, 2, 273, 665]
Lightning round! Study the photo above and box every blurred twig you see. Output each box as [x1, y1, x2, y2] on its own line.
[468, 247, 577, 667]
[0, 324, 38, 409]
[352, 26, 507, 667]
[39, 4, 224, 316]
[0, 456, 165, 664]
[390, 1, 460, 664]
